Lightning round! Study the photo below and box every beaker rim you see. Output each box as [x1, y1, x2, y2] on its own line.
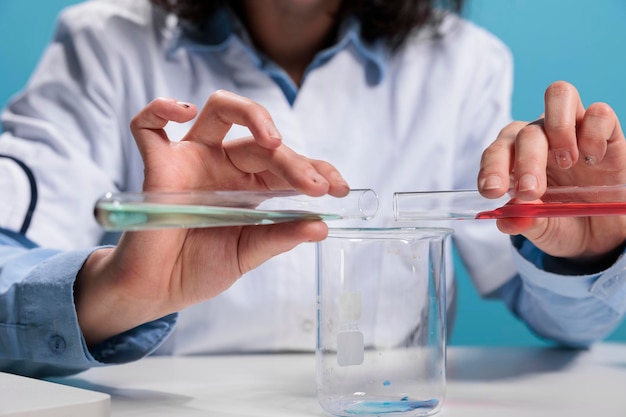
[326, 226, 453, 240]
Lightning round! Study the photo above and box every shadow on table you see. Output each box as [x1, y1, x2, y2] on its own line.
[49, 377, 193, 404]
[447, 347, 581, 381]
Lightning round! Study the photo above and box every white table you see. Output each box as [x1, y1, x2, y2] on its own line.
[0, 371, 109, 417]
[50, 343, 626, 417]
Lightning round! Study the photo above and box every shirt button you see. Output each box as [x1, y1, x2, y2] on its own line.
[301, 319, 314, 333]
[49, 335, 66, 354]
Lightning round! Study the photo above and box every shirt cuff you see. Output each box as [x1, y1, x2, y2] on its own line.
[13, 247, 176, 376]
[512, 236, 626, 314]
[90, 314, 177, 364]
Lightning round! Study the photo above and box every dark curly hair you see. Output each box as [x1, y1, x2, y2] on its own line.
[149, 0, 464, 47]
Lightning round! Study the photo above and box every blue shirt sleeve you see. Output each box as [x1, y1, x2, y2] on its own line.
[0, 230, 177, 378]
[496, 235, 626, 348]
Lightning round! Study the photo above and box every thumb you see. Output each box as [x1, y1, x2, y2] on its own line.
[238, 221, 329, 273]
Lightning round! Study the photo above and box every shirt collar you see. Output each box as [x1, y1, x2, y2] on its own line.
[310, 17, 389, 86]
[164, 9, 389, 87]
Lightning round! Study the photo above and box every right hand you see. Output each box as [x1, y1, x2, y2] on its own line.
[478, 81, 626, 263]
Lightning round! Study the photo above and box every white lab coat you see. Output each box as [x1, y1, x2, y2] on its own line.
[0, 0, 517, 355]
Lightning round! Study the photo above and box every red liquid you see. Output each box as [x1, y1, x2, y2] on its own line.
[476, 202, 626, 219]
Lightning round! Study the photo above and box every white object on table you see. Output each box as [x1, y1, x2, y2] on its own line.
[48, 343, 626, 417]
[0, 371, 109, 417]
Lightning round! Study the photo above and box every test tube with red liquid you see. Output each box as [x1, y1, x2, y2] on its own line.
[393, 184, 626, 221]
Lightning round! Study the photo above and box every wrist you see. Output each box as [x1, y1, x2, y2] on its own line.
[543, 240, 626, 275]
[74, 247, 160, 346]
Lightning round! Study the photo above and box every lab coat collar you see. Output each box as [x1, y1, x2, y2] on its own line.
[163, 8, 389, 86]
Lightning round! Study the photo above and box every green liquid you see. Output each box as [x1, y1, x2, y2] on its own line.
[94, 202, 341, 231]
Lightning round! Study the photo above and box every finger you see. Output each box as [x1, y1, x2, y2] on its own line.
[495, 217, 542, 236]
[576, 102, 621, 166]
[478, 121, 525, 198]
[309, 159, 351, 197]
[224, 138, 344, 196]
[130, 97, 198, 159]
[238, 221, 329, 274]
[543, 81, 585, 169]
[184, 90, 282, 149]
[512, 121, 549, 199]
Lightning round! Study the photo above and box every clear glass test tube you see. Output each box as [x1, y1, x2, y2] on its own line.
[393, 189, 509, 220]
[394, 184, 626, 221]
[95, 189, 379, 231]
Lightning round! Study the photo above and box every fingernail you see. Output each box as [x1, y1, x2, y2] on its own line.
[307, 169, 329, 186]
[584, 155, 597, 166]
[517, 174, 538, 192]
[553, 150, 572, 169]
[265, 121, 282, 141]
[479, 175, 502, 191]
[176, 101, 191, 108]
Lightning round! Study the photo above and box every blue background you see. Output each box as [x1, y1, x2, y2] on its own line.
[1, 1, 625, 346]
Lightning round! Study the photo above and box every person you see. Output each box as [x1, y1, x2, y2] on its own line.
[0, 0, 625, 378]
[0, 90, 351, 377]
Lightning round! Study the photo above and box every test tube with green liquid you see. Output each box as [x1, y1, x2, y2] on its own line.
[95, 189, 379, 231]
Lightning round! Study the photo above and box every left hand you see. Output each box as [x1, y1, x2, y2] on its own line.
[75, 91, 350, 346]
[477, 80, 626, 260]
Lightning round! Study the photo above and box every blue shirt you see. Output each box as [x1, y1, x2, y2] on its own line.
[1, 0, 626, 377]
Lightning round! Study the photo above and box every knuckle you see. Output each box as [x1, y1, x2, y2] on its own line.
[543, 119, 575, 135]
[482, 140, 510, 159]
[518, 122, 547, 137]
[586, 102, 614, 119]
[499, 121, 527, 137]
[130, 113, 141, 127]
[209, 89, 231, 102]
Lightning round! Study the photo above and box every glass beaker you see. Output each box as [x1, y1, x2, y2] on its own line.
[316, 227, 452, 417]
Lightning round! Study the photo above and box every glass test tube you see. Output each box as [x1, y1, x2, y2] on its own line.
[393, 189, 509, 220]
[95, 189, 379, 231]
[394, 184, 626, 221]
